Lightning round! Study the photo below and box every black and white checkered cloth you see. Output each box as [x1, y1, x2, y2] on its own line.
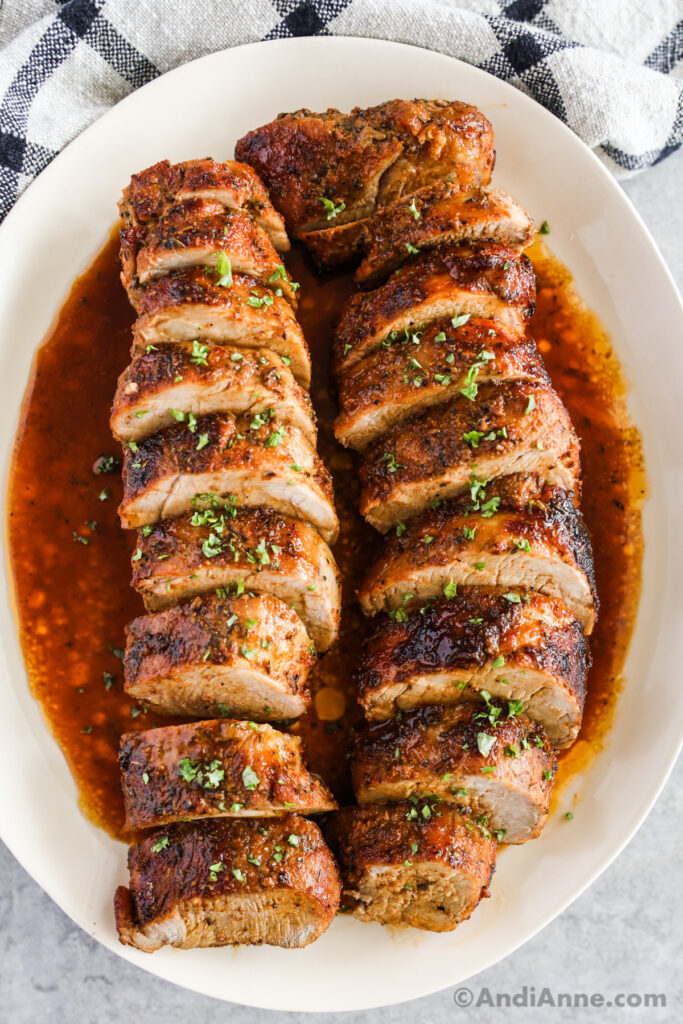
[1, 0, 681, 222]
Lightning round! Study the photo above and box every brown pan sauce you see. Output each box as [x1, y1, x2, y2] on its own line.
[7, 232, 644, 840]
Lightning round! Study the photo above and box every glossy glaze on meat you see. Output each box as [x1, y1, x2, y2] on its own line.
[120, 719, 336, 829]
[354, 591, 588, 747]
[114, 816, 341, 950]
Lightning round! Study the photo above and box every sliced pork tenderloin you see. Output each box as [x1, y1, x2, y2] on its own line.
[328, 803, 495, 932]
[125, 199, 298, 305]
[130, 504, 340, 650]
[124, 591, 314, 720]
[119, 719, 336, 830]
[114, 815, 341, 951]
[131, 269, 311, 386]
[111, 343, 316, 445]
[333, 243, 536, 374]
[358, 474, 596, 633]
[235, 99, 495, 239]
[334, 317, 547, 450]
[355, 591, 588, 747]
[351, 703, 554, 844]
[358, 379, 581, 531]
[118, 412, 339, 542]
[119, 157, 289, 252]
[356, 183, 535, 287]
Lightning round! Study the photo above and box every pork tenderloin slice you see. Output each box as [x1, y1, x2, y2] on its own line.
[114, 815, 341, 951]
[359, 380, 581, 532]
[131, 269, 311, 386]
[334, 243, 536, 374]
[235, 99, 494, 236]
[356, 184, 535, 288]
[335, 317, 547, 450]
[120, 718, 335, 830]
[123, 591, 314, 720]
[129, 199, 297, 305]
[119, 158, 289, 249]
[355, 591, 587, 747]
[131, 504, 340, 650]
[118, 412, 339, 543]
[358, 474, 596, 633]
[111, 343, 316, 445]
[328, 803, 495, 931]
[352, 704, 554, 844]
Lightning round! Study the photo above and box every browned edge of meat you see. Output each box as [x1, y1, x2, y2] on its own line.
[123, 591, 315, 721]
[358, 379, 581, 531]
[355, 183, 535, 287]
[111, 341, 316, 446]
[129, 503, 341, 650]
[235, 99, 495, 239]
[119, 718, 336, 829]
[333, 242, 536, 374]
[350, 703, 555, 844]
[357, 474, 597, 634]
[114, 816, 341, 951]
[118, 411, 339, 542]
[328, 802, 496, 931]
[354, 590, 588, 747]
[334, 316, 548, 450]
[131, 269, 311, 387]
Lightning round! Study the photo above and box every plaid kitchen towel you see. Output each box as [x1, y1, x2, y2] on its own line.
[0, 0, 681, 221]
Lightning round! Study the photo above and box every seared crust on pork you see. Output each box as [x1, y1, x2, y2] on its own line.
[334, 243, 536, 374]
[356, 183, 535, 287]
[119, 719, 336, 829]
[235, 99, 495, 241]
[335, 317, 548, 450]
[351, 704, 555, 844]
[355, 591, 588, 747]
[125, 199, 297, 304]
[358, 380, 581, 531]
[124, 592, 314, 720]
[111, 342, 316, 445]
[114, 816, 341, 951]
[360, 477, 593, 630]
[119, 157, 289, 251]
[329, 803, 495, 931]
[358, 475, 597, 633]
[131, 269, 311, 386]
[130, 505, 340, 650]
[119, 412, 339, 542]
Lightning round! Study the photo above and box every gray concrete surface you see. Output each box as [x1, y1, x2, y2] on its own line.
[1, 151, 681, 1023]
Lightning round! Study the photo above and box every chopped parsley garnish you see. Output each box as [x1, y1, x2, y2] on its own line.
[319, 196, 346, 220]
[151, 836, 169, 853]
[408, 198, 421, 220]
[477, 732, 496, 757]
[215, 251, 233, 287]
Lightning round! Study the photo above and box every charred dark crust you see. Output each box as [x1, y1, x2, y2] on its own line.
[123, 816, 341, 928]
[354, 590, 589, 707]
